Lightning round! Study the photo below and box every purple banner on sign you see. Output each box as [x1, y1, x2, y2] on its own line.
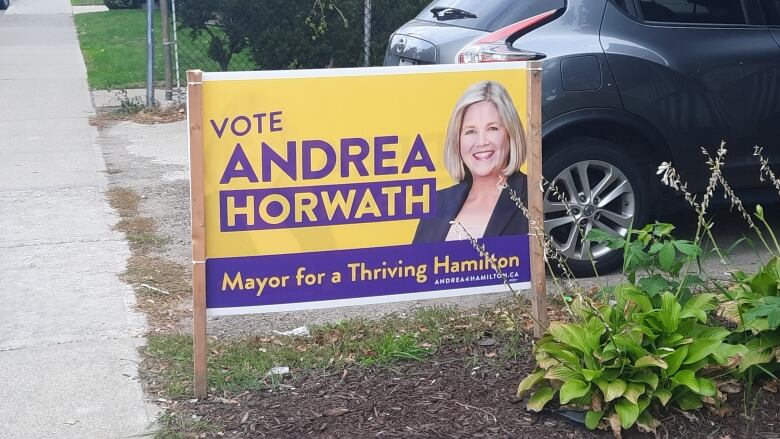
[206, 235, 530, 310]
[219, 178, 436, 231]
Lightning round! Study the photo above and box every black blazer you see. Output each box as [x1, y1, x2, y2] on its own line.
[412, 172, 529, 243]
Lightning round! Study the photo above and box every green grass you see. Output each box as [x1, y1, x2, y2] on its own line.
[75, 9, 166, 89]
[143, 299, 533, 397]
[74, 9, 255, 90]
[71, 0, 105, 5]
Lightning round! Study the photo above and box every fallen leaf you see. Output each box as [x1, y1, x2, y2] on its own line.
[719, 380, 742, 394]
[214, 397, 239, 404]
[324, 408, 350, 417]
[609, 413, 622, 439]
[476, 338, 496, 347]
[64, 419, 78, 426]
[709, 406, 734, 418]
[763, 381, 778, 394]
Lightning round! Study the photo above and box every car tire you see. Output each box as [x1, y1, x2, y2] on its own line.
[542, 137, 651, 277]
[0, 0, 8, 10]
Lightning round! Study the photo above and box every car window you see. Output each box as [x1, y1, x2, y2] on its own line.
[760, 0, 780, 24]
[638, 0, 747, 24]
[415, 0, 566, 32]
[610, 0, 639, 17]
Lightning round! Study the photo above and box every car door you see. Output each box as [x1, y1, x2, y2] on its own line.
[765, 1, 780, 56]
[601, 0, 780, 190]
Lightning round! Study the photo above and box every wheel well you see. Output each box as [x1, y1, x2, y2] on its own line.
[542, 118, 672, 170]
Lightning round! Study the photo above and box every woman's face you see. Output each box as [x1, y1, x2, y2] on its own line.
[459, 100, 510, 180]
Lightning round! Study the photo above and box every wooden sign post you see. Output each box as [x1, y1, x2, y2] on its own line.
[187, 70, 208, 398]
[526, 61, 548, 338]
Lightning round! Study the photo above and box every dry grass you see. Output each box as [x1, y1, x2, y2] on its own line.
[90, 104, 186, 128]
[107, 185, 191, 333]
[123, 254, 191, 333]
[106, 186, 140, 217]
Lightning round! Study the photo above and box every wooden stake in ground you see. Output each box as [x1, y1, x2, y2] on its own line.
[186, 70, 208, 397]
[526, 61, 548, 337]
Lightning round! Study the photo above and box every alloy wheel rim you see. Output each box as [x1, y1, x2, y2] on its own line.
[544, 159, 636, 261]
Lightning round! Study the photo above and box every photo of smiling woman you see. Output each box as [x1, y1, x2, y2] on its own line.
[413, 80, 528, 243]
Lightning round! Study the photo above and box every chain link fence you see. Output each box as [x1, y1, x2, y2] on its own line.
[166, 0, 426, 88]
[169, 0, 256, 88]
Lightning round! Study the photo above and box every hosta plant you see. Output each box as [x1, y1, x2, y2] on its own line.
[720, 255, 780, 375]
[518, 223, 744, 437]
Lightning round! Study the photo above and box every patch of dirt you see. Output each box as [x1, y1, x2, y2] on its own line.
[107, 185, 191, 333]
[122, 254, 192, 333]
[159, 341, 780, 439]
[90, 105, 185, 128]
[107, 186, 140, 217]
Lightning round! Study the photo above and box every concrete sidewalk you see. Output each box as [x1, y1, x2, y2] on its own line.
[0, 0, 157, 437]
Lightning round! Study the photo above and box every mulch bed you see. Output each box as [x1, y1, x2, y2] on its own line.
[161, 339, 780, 439]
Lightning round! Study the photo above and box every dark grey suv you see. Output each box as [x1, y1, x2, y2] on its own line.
[385, 0, 780, 275]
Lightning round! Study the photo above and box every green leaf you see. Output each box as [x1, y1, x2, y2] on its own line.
[597, 378, 627, 402]
[560, 380, 591, 404]
[671, 370, 699, 393]
[617, 283, 654, 311]
[536, 344, 580, 365]
[587, 228, 624, 249]
[623, 383, 645, 405]
[638, 395, 651, 414]
[654, 388, 672, 406]
[635, 355, 668, 369]
[744, 297, 780, 330]
[659, 242, 675, 271]
[638, 275, 670, 297]
[547, 322, 589, 353]
[527, 386, 556, 412]
[636, 411, 661, 433]
[681, 274, 705, 287]
[680, 293, 716, 322]
[585, 410, 604, 430]
[675, 389, 703, 410]
[696, 378, 717, 397]
[612, 334, 648, 358]
[517, 369, 545, 398]
[769, 309, 780, 330]
[657, 334, 685, 347]
[664, 345, 688, 375]
[684, 338, 723, 365]
[544, 366, 581, 382]
[673, 240, 702, 257]
[738, 347, 775, 373]
[751, 271, 777, 297]
[653, 222, 675, 237]
[695, 326, 731, 340]
[660, 292, 682, 333]
[582, 368, 601, 382]
[711, 343, 746, 366]
[535, 351, 559, 369]
[615, 399, 640, 429]
[629, 372, 659, 390]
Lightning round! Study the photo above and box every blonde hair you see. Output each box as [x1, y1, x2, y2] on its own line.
[443, 80, 526, 182]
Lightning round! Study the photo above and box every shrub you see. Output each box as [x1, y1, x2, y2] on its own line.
[518, 224, 745, 436]
[720, 253, 780, 375]
[175, 0, 429, 70]
[104, 0, 142, 9]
